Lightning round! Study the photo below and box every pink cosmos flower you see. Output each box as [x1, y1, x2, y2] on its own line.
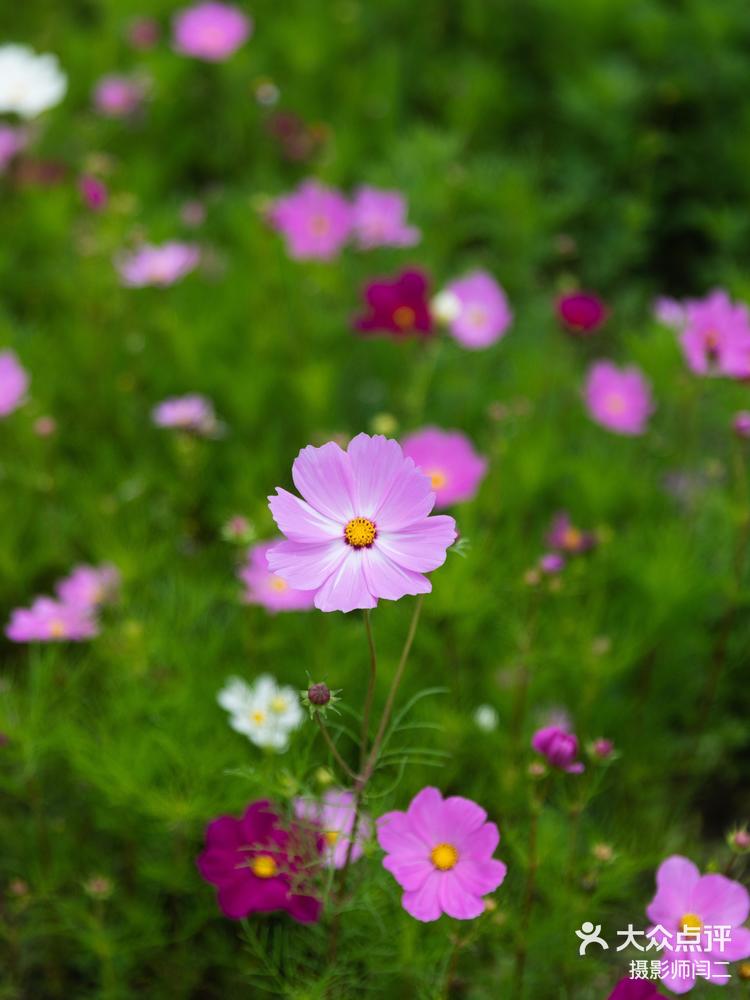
[267, 433, 456, 613]
[351, 186, 420, 250]
[55, 564, 119, 610]
[733, 411, 750, 438]
[0, 350, 29, 416]
[539, 552, 565, 574]
[401, 427, 487, 508]
[93, 75, 144, 118]
[270, 180, 352, 261]
[79, 175, 107, 212]
[152, 394, 217, 435]
[117, 242, 200, 287]
[6, 597, 98, 642]
[0, 125, 26, 172]
[238, 541, 316, 612]
[646, 855, 750, 993]
[173, 2, 252, 61]
[653, 296, 685, 329]
[608, 979, 666, 1000]
[355, 269, 433, 337]
[377, 786, 507, 922]
[556, 291, 608, 333]
[440, 271, 513, 349]
[531, 726, 584, 773]
[591, 738, 615, 760]
[547, 511, 596, 555]
[679, 289, 750, 378]
[584, 361, 653, 436]
[196, 800, 322, 922]
[294, 790, 370, 868]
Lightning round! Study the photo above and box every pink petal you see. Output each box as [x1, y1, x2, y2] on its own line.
[347, 433, 405, 515]
[376, 515, 457, 572]
[373, 462, 435, 530]
[463, 823, 500, 858]
[453, 857, 507, 896]
[268, 488, 341, 543]
[383, 852, 433, 892]
[204, 816, 243, 850]
[401, 871, 442, 922]
[441, 797, 488, 842]
[313, 550, 377, 612]
[406, 787, 444, 843]
[362, 548, 432, 602]
[266, 539, 347, 590]
[196, 847, 237, 883]
[706, 926, 750, 962]
[291, 441, 356, 522]
[216, 876, 260, 919]
[287, 893, 322, 924]
[690, 874, 750, 927]
[646, 856, 700, 926]
[659, 965, 695, 995]
[377, 810, 430, 853]
[438, 873, 485, 920]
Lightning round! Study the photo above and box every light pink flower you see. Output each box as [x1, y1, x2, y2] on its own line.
[152, 394, 217, 435]
[56, 564, 119, 610]
[377, 786, 507, 922]
[238, 541, 316, 613]
[173, 2, 252, 61]
[0, 350, 28, 416]
[270, 180, 352, 261]
[93, 75, 144, 118]
[646, 855, 750, 993]
[351, 186, 420, 250]
[653, 296, 685, 329]
[117, 242, 200, 287]
[401, 427, 487, 508]
[267, 433, 457, 613]
[6, 597, 98, 642]
[441, 271, 513, 349]
[584, 361, 653, 436]
[679, 289, 750, 378]
[294, 790, 370, 868]
[0, 125, 26, 172]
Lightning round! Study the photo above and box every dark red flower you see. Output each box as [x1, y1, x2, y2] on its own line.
[556, 291, 608, 334]
[196, 800, 322, 923]
[355, 269, 432, 337]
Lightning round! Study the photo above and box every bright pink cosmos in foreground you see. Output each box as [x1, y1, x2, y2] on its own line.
[271, 179, 352, 261]
[197, 800, 321, 922]
[351, 186, 420, 250]
[377, 786, 507, 922]
[584, 361, 653, 435]
[679, 289, 750, 378]
[532, 726, 584, 773]
[294, 790, 370, 869]
[93, 75, 144, 118]
[117, 242, 200, 287]
[646, 855, 750, 993]
[401, 427, 487, 508]
[608, 979, 666, 999]
[355, 269, 433, 337]
[0, 125, 26, 172]
[267, 433, 456, 613]
[6, 597, 98, 642]
[442, 271, 513, 349]
[152, 394, 217, 435]
[173, 2, 252, 61]
[56, 564, 119, 610]
[0, 350, 29, 416]
[238, 540, 316, 612]
[556, 291, 608, 333]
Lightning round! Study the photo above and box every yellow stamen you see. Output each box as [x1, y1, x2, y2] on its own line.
[430, 843, 459, 871]
[324, 830, 339, 846]
[310, 214, 330, 236]
[250, 709, 266, 724]
[344, 516, 377, 548]
[679, 913, 703, 935]
[48, 619, 67, 638]
[562, 526, 582, 550]
[428, 469, 447, 490]
[251, 854, 277, 878]
[393, 306, 416, 330]
[270, 696, 287, 713]
[269, 576, 288, 592]
[605, 392, 626, 416]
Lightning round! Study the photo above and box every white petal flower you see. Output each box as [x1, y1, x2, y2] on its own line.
[217, 674, 302, 752]
[0, 45, 67, 119]
[474, 704, 499, 732]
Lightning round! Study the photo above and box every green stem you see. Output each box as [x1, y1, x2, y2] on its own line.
[315, 715, 358, 782]
[360, 609, 377, 767]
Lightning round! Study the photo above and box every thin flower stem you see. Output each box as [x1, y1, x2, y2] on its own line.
[360, 609, 377, 767]
[315, 715, 358, 782]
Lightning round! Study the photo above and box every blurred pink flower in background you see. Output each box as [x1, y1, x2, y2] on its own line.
[653, 296, 685, 329]
[238, 541, 316, 612]
[117, 242, 200, 287]
[270, 180, 352, 260]
[401, 427, 487, 508]
[0, 125, 26, 172]
[6, 596, 98, 642]
[173, 2, 252, 61]
[355, 269, 432, 337]
[733, 411, 750, 438]
[79, 174, 108, 211]
[180, 199, 206, 227]
[56, 564, 120, 610]
[679, 289, 750, 378]
[152, 394, 217, 435]
[350, 186, 420, 249]
[584, 360, 653, 435]
[437, 271, 513, 349]
[531, 725, 584, 773]
[294, 790, 370, 868]
[556, 291, 608, 333]
[93, 75, 145, 118]
[127, 16, 160, 50]
[0, 350, 28, 416]
[33, 415, 56, 437]
[539, 552, 565, 574]
[377, 786, 507, 922]
[267, 433, 456, 613]
[546, 511, 596, 554]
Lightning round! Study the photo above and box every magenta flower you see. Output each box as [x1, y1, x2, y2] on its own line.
[733, 411, 750, 438]
[401, 427, 487, 508]
[355, 269, 432, 337]
[92, 75, 144, 118]
[0, 350, 29, 417]
[591, 738, 615, 760]
[294, 790, 370, 869]
[539, 552, 565, 574]
[0, 125, 26, 172]
[440, 271, 513, 349]
[646, 855, 750, 993]
[238, 541, 316, 613]
[556, 291, 608, 333]
[79, 175, 107, 212]
[351, 186, 420, 250]
[173, 2, 252, 61]
[6, 597, 98, 642]
[152, 394, 217, 435]
[608, 979, 666, 1000]
[196, 800, 322, 923]
[270, 180, 352, 261]
[547, 511, 596, 555]
[584, 361, 653, 436]
[267, 433, 456, 613]
[531, 726, 584, 773]
[679, 289, 750, 378]
[56, 564, 119, 610]
[377, 786, 507, 922]
[117, 242, 200, 287]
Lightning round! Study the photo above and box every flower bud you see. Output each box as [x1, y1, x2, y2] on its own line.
[308, 682, 330, 706]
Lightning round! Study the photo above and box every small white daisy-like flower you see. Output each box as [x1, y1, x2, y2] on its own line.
[473, 704, 499, 732]
[0, 45, 67, 119]
[217, 674, 302, 752]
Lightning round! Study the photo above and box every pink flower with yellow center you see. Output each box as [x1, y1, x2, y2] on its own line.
[238, 541, 316, 612]
[584, 360, 653, 436]
[0, 350, 29, 417]
[270, 179, 352, 261]
[172, 2, 252, 61]
[294, 790, 370, 869]
[351, 186, 420, 250]
[401, 427, 487, 508]
[117, 242, 200, 287]
[440, 271, 512, 349]
[5, 596, 98, 642]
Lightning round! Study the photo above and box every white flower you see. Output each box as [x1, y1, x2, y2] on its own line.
[473, 704, 499, 732]
[431, 289, 461, 324]
[0, 45, 67, 119]
[217, 674, 302, 752]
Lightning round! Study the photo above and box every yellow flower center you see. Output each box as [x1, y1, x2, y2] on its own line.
[48, 619, 67, 638]
[270, 696, 287, 713]
[428, 469, 447, 490]
[605, 392, 626, 416]
[269, 575, 288, 592]
[562, 527, 582, 550]
[739, 961, 750, 980]
[324, 830, 339, 846]
[393, 305, 416, 330]
[251, 854, 277, 878]
[430, 843, 459, 871]
[344, 517, 377, 548]
[467, 305, 487, 329]
[310, 214, 330, 236]
[679, 913, 703, 935]
[250, 709, 266, 724]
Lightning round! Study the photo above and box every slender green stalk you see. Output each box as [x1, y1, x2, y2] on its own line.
[315, 715, 358, 782]
[360, 609, 377, 766]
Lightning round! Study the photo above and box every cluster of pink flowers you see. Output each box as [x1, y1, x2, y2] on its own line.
[0, 350, 29, 416]
[6, 563, 119, 643]
[117, 242, 200, 287]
